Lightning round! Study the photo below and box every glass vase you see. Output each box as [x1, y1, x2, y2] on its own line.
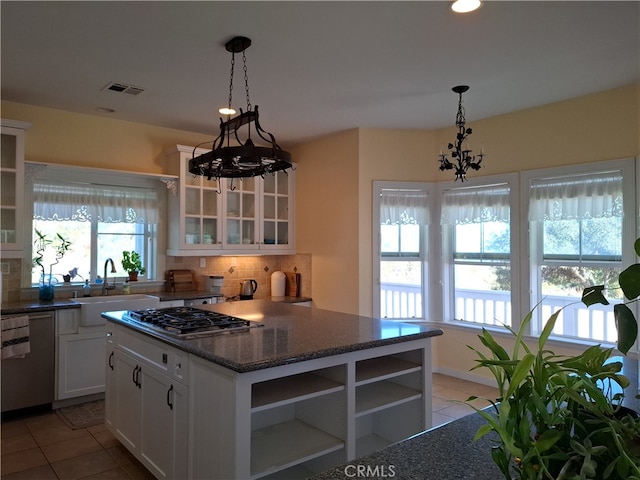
[39, 283, 55, 301]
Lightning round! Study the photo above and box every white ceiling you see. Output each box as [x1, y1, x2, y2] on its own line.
[1, 1, 638, 146]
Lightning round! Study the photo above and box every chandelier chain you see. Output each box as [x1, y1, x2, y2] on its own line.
[242, 51, 251, 111]
[455, 95, 466, 128]
[227, 53, 235, 111]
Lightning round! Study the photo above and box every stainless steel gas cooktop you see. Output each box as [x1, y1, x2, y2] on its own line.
[124, 306, 263, 338]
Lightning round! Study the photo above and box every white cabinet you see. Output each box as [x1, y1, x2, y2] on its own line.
[224, 176, 258, 250]
[0, 119, 30, 257]
[250, 367, 346, 479]
[166, 145, 295, 256]
[189, 339, 433, 479]
[55, 309, 106, 401]
[259, 170, 294, 251]
[107, 325, 188, 479]
[354, 350, 427, 457]
[106, 324, 435, 479]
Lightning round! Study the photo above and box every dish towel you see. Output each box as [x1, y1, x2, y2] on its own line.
[1, 315, 30, 359]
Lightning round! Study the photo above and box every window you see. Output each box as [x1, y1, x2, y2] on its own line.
[374, 183, 429, 319]
[441, 181, 514, 327]
[528, 169, 628, 342]
[372, 159, 637, 350]
[30, 171, 161, 285]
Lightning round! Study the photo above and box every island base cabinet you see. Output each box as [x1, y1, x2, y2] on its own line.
[112, 351, 140, 451]
[109, 349, 188, 479]
[355, 398, 425, 458]
[140, 365, 188, 479]
[250, 392, 346, 479]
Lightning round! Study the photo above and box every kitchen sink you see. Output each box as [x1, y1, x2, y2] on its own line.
[72, 294, 160, 326]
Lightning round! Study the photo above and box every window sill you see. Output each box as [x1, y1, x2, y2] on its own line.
[418, 318, 638, 358]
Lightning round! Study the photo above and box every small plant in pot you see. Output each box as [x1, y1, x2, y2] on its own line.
[121, 250, 146, 282]
[33, 229, 72, 300]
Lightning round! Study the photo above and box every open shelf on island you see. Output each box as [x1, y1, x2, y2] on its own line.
[251, 419, 344, 479]
[252, 371, 344, 412]
[356, 381, 422, 416]
[356, 354, 422, 386]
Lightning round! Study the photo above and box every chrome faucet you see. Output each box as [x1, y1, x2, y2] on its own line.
[102, 258, 117, 296]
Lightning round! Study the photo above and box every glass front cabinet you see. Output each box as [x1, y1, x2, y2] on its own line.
[166, 145, 295, 256]
[0, 120, 30, 257]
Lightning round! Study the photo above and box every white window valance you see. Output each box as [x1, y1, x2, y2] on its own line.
[528, 172, 623, 221]
[33, 181, 159, 224]
[380, 190, 429, 225]
[441, 185, 510, 225]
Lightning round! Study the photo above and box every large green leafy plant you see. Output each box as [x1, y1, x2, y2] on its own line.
[466, 309, 640, 479]
[581, 237, 640, 354]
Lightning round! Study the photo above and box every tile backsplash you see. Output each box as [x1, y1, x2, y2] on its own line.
[1, 254, 311, 304]
[165, 254, 312, 299]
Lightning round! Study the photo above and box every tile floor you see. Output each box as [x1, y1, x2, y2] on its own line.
[1, 374, 498, 479]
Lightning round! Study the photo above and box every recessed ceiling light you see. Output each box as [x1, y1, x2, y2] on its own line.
[451, 0, 482, 13]
[96, 107, 116, 113]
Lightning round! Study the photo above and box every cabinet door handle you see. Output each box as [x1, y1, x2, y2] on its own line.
[108, 352, 114, 370]
[132, 365, 138, 385]
[167, 385, 174, 410]
[135, 366, 142, 388]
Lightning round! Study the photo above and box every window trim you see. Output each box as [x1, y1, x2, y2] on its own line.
[521, 157, 637, 341]
[437, 173, 520, 328]
[373, 181, 432, 320]
[25, 162, 170, 286]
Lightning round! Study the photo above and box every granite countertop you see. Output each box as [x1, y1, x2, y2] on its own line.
[311, 412, 502, 480]
[103, 299, 444, 373]
[0, 291, 312, 314]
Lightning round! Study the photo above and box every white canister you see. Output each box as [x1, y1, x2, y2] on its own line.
[271, 271, 286, 297]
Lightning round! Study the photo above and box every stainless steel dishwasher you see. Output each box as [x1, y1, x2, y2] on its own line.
[1, 311, 55, 412]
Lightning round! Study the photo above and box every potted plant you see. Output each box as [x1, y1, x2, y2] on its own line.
[33, 229, 72, 300]
[121, 250, 146, 281]
[465, 236, 640, 479]
[466, 309, 640, 479]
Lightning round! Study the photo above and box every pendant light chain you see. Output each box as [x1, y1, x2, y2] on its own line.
[227, 52, 235, 112]
[455, 93, 465, 128]
[242, 50, 251, 111]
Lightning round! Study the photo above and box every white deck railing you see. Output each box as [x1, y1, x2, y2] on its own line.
[381, 284, 618, 343]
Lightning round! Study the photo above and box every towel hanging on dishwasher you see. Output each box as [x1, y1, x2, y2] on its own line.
[1, 315, 30, 359]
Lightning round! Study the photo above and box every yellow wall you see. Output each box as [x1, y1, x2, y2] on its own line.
[435, 83, 640, 177]
[290, 130, 361, 314]
[357, 128, 438, 316]
[1, 101, 211, 172]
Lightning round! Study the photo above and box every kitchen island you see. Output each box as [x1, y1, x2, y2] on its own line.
[102, 300, 443, 479]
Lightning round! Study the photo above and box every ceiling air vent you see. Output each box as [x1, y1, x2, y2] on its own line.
[102, 81, 144, 96]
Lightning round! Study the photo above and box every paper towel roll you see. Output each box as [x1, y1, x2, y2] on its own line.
[271, 271, 286, 297]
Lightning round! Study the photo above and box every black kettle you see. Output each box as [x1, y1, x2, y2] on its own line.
[240, 279, 258, 300]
